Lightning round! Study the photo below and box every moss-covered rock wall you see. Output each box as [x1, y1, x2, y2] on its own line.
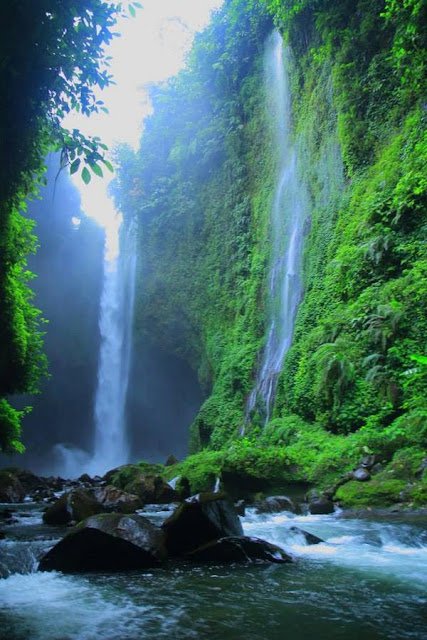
[115, 0, 426, 489]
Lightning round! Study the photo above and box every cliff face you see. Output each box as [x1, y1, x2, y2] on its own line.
[115, 0, 426, 483]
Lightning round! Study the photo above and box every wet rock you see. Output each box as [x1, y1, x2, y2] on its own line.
[0, 470, 25, 503]
[165, 455, 178, 467]
[43, 488, 103, 525]
[0, 508, 15, 522]
[255, 495, 295, 514]
[360, 455, 376, 468]
[43, 486, 142, 525]
[91, 485, 142, 513]
[38, 513, 166, 572]
[353, 468, 371, 482]
[168, 475, 191, 500]
[162, 492, 243, 556]
[308, 498, 335, 515]
[125, 474, 179, 504]
[234, 500, 246, 517]
[187, 536, 293, 564]
[2, 468, 48, 496]
[288, 526, 324, 545]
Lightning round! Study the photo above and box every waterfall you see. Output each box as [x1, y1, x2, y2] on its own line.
[245, 31, 308, 427]
[88, 217, 137, 476]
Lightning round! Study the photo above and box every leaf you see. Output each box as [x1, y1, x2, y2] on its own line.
[129, 5, 136, 17]
[91, 163, 103, 177]
[102, 159, 114, 173]
[81, 166, 91, 184]
[70, 158, 81, 175]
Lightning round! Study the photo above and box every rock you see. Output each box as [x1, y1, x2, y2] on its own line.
[165, 455, 178, 467]
[43, 486, 142, 525]
[187, 536, 293, 564]
[43, 488, 103, 525]
[352, 468, 371, 482]
[255, 495, 295, 514]
[125, 474, 179, 504]
[0, 508, 15, 522]
[308, 498, 335, 515]
[360, 455, 376, 469]
[370, 463, 383, 475]
[78, 473, 93, 484]
[0, 470, 26, 503]
[2, 468, 48, 496]
[91, 485, 142, 513]
[234, 499, 246, 517]
[162, 492, 243, 556]
[288, 526, 324, 545]
[415, 458, 427, 479]
[168, 475, 191, 500]
[38, 513, 166, 572]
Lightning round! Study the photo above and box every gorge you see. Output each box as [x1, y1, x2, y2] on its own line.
[0, 0, 426, 638]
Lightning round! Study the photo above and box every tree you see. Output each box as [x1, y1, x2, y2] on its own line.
[0, 0, 140, 453]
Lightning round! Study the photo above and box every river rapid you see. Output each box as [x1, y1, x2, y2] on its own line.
[0, 503, 426, 640]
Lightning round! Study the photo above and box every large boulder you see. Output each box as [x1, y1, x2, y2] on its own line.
[43, 486, 142, 525]
[187, 536, 293, 564]
[308, 498, 335, 515]
[125, 474, 179, 504]
[0, 470, 25, 503]
[38, 513, 166, 572]
[162, 492, 243, 556]
[91, 486, 142, 513]
[43, 488, 102, 525]
[255, 496, 295, 514]
[2, 468, 47, 495]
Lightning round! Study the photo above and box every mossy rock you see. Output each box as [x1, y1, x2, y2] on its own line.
[335, 479, 407, 507]
[407, 477, 427, 506]
[105, 462, 164, 490]
[387, 447, 426, 480]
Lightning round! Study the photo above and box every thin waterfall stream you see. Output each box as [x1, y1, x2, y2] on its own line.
[246, 31, 308, 426]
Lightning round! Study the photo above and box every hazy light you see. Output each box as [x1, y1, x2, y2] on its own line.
[64, 0, 224, 259]
[71, 216, 81, 229]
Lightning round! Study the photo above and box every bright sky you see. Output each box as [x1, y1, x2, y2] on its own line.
[65, 0, 224, 258]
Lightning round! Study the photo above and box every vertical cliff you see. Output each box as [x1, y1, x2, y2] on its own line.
[115, 0, 426, 493]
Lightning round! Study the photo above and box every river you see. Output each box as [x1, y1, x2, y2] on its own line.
[0, 502, 426, 639]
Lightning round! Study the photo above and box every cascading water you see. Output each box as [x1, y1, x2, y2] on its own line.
[87, 217, 137, 476]
[245, 31, 309, 426]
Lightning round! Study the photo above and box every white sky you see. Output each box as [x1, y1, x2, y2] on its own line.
[65, 0, 224, 258]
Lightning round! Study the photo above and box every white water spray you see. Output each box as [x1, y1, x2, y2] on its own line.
[245, 31, 309, 427]
[87, 218, 137, 476]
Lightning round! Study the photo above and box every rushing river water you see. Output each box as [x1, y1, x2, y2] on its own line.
[0, 502, 426, 640]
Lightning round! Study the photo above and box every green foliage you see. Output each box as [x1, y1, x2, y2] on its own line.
[0, 400, 27, 454]
[335, 478, 407, 507]
[115, 0, 425, 506]
[0, 1, 131, 452]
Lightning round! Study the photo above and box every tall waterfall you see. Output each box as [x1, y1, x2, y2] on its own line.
[245, 31, 308, 426]
[88, 218, 137, 476]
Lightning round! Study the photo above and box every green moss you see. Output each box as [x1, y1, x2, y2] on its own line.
[115, 0, 426, 502]
[108, 462, 164, 490]
[164, 450, 224, 493]
[335, 479, 407, 507]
